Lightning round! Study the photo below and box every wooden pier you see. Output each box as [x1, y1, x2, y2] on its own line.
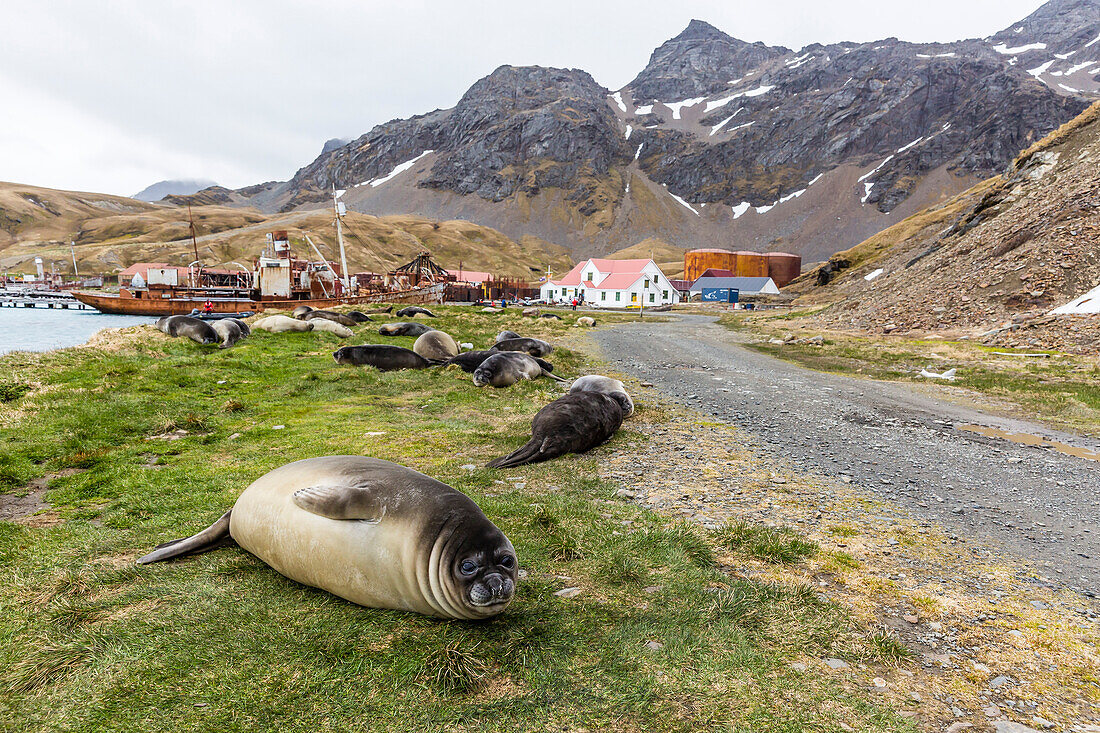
[0, 292, 92, 310]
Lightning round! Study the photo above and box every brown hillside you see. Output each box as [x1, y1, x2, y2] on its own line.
[797, 102, 1100, 353]
[0, 182, 573, 279]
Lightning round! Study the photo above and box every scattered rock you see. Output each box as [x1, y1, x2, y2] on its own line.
[554, 587, 582, 598]
[824, 658, 848, 670]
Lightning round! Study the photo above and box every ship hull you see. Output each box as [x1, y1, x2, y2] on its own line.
[72, 283, 445, 317]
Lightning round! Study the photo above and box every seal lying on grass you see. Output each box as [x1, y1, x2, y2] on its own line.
[137, 456, 517, 620]
[569, 375, 633, 417]
[155, 315, 218, 345]
[491, 337, 554, 357]
[472, 352, 564, 387]
[333, 345, 435, 370]
[487, 392, 625, 468]
[378, 322, 436, 337]
[301, 310, 358, 327]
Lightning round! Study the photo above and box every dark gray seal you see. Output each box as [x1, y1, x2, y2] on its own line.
[444, 350, 496, 373]
[491, 337, 554, 358]
[333, 345, 435, 370]
[292, 305, 314, 318]
[569, 375, 634, 417]
[136, 456, 517, 620]
[396, 306, 437, 318]
[378, 322, 436, 337]
[539, 313, 562, 320]
[495, 330, 522, 343]
[226, 318, 251, 336]
[155, 315, 218, 345]
[301, 310, 358, 327]
[487, 392, 625, 468]
[472, 352, 563, 388]
[346, 311, 374, 323]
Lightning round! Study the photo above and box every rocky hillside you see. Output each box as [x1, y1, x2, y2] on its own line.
[794, 101, 1100, 353]
[0, 182, 571, 279]
[132, 179, 217, 202]
[222, 0, 1096, 265]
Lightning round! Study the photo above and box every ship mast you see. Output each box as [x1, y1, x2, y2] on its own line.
[333, 185, 350, 291]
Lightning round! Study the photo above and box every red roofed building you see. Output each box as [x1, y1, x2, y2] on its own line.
[539, 258, 679, 307]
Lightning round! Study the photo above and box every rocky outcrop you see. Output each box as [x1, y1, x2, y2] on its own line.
[235, 0, 1098, 264]
[627, 19, 789, 103]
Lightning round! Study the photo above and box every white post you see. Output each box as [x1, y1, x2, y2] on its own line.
[304, 235, 332, 298]
[70, 241, 79, 277]
[333, 186, 350, 291]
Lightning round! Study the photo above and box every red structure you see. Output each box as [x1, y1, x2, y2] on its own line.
[766, 252, 803, 287]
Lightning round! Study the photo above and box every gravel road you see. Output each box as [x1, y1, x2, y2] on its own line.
[593, 315, 1100, 597]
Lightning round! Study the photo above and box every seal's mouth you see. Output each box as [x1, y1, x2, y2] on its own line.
[468, 575, 514, 606]
[472, 373, 488, 387]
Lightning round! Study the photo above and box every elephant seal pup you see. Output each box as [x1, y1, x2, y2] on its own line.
[576, 316, 596, 327]
[333, 345, 434, 371]
[570, 375, 634, 417]
[491, 337, 554, 358]
[210, 319, 244, 349]
[254, 315, 314, 333]
[539, 313, 562, 320]
[378, 321, 436, 337]
[495, 330, 522, 343]
[292, 305, 314, 318]
[309, 319, 354, 338]
[396, 306, 436, 318]
[226, 318, 251, 337]
[487, 392, 625, 468]
[155, 315, 218, 345]
[413, 330, 459, 361]
[444, 350, 496, 373]
[302, 310, 358, 327]
[473, 352, 564, 388]
[137, 456, 517, 620]
[346, 311, 374, 323]
[522, 308, 539, 318]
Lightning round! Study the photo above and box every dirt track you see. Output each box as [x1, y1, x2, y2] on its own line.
[593, 315, 1100, 597]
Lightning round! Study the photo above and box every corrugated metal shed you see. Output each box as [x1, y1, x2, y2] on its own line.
[689, 276, 780, 295]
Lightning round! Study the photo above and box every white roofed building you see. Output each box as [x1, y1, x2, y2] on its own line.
[539, 258, 680, 307]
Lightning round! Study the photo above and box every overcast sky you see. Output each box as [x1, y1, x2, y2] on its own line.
[0, 0, 1048, 196]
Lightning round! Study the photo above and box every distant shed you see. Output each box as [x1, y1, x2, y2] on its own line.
[689, 276, 780, 296]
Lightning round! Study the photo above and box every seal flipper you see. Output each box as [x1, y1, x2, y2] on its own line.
[137, 510, 234, 564]
[533, 357, 568, 383]
[292, 484, 387, 521]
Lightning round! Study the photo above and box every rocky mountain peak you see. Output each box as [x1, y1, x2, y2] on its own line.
[627, 20, 789, 103]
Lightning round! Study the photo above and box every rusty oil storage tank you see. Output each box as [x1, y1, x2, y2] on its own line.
[685, 248, 735, 282]
[732, 251, 769, 278]
[766, 252, 802, 288]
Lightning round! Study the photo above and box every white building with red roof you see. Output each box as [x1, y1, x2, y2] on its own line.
[539, 258, 680, 307]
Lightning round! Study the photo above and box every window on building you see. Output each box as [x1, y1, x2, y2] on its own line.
[644, 278, 650, 288]
[586, 272, 593, 282]
[649, 293, 655, 303]
[663, 290, 669, 299]
[631, 293, 637, 303]
[601, 291, 606, 301]
[615, 292, 620, 301]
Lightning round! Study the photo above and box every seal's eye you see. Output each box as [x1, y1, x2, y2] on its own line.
[498, 555, 514, 569]
[460, 560, 478, 575]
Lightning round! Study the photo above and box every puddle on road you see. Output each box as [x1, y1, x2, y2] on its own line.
[957, 424, 1100, 462]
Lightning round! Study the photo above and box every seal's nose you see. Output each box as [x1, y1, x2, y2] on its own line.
[484, 573, 505, 596]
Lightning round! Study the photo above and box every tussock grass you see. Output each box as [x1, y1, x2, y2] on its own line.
[717, 519, 818, 564]
[0, 305, 912, 732]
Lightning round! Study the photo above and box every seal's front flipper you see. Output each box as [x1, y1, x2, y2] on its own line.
[292, 484, 386, 521]
[137, 510, 234, 564]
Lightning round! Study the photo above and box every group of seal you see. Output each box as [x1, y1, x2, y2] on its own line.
[156, 315, 250, 349]
[140, 306, 634, 623]
[138, 456, 517, 620]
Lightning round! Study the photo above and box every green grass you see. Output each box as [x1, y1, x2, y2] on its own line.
[717, 520, 818, 565]
[720, 315, 1100, 434]
[0, 306, 913, 732]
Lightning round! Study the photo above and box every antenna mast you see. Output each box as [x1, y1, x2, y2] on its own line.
[70, 240, 78, 277]
[333, 186, 350, 291]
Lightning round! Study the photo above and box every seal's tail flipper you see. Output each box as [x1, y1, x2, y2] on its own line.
[487, 439, 552, 469]
[542, 371, 569, 383]
[137, 510, 234, 564]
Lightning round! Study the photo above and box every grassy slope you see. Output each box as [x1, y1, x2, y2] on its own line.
[0, 308, 910, 732]
[0, 182, 574, 279]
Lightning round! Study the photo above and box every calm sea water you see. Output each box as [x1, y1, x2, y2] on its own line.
[0, 307, 155, 355]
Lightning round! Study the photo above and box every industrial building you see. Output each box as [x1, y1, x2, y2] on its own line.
[684, 249, 802, 288]
[689, 276, 780, 298]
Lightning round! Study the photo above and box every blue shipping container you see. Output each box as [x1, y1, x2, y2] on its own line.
[701, 288, 739, 303]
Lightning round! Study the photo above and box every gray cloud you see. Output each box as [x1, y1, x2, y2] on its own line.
[0, 0, 1046, 195]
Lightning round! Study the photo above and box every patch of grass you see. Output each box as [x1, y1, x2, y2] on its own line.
[828, 524, 859, 538]
[0, 380, 32, 402]
[824, 551, 862, 572]
[0, 305, 913, 732]
[717, 519, 818, 564]
[866, 627, 914, 664]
